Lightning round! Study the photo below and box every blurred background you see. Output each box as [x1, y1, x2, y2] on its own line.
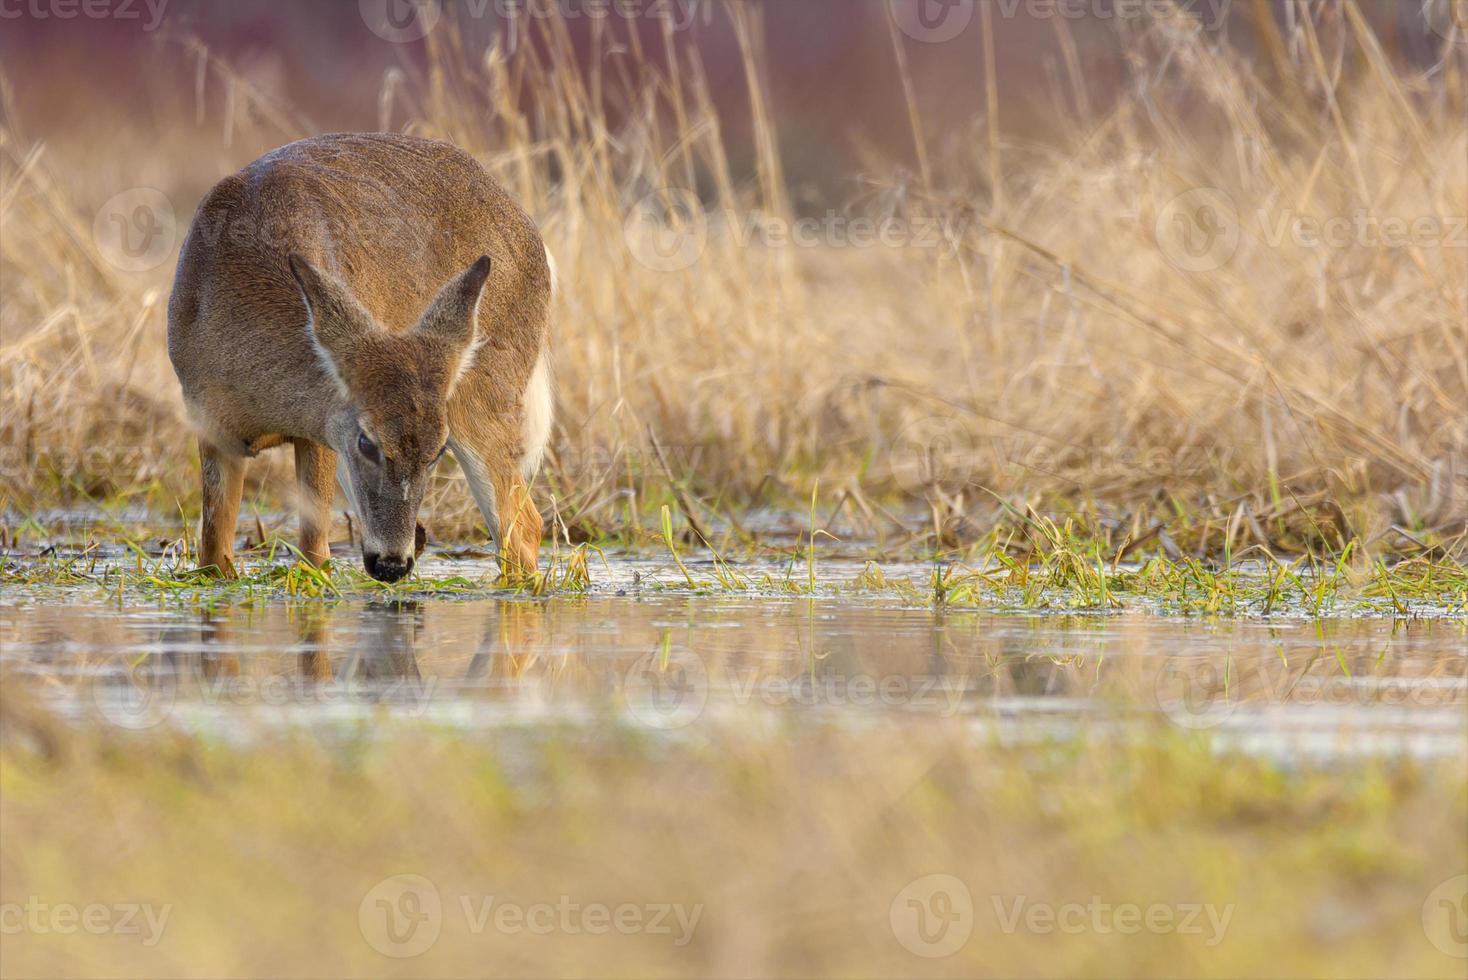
[1, 1, 1456, 198]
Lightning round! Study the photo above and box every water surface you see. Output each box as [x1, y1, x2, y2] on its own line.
[3, 555, 1463, 761]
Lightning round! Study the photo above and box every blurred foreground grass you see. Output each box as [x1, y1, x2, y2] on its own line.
[1, 708, 1465, 978]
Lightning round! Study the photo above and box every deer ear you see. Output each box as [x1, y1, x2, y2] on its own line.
[414, 255, 492, 390]
[287, 253, 376, 396]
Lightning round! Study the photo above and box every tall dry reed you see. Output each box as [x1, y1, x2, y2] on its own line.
[0, 2, 1463, 559]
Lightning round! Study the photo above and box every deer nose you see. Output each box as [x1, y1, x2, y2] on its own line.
[364, 552, 414, 583]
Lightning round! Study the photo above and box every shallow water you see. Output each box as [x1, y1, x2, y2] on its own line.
[2, 553, 1464, 761]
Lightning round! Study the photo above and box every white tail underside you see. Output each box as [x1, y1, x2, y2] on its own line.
[521, 247, 556, 481]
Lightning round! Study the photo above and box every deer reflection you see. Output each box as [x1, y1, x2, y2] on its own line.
[464, 601, 546, 686]
[306, 599, 546, 706]
[141, 595, 555, 721]
[340, 602, 424, 685]
[150, 601, 433, 714]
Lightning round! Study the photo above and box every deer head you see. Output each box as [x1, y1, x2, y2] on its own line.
[287, 253, 491, 582]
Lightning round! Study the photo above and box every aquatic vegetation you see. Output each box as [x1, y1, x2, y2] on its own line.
[3, 517, 1463, 618]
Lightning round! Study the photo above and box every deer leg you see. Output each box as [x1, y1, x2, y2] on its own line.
[448, 350, 551, 584]
[199, 439, 245, 578]
[296, 606, 333, 682]
[293, 438, 337, 567]
[492, 468, 544, 582]
[449, 430, 543, 582]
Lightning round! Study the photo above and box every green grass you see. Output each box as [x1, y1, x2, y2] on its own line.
[934, 553, 1467, 616]
[3, 484, 1464, 614]
[3, 521, 1464, 617]
[0, 532, 598, 604]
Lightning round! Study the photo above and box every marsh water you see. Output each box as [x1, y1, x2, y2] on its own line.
[3, 551, 1464, 761]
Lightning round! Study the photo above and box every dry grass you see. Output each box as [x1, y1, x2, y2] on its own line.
[0, 2, 1464, 563]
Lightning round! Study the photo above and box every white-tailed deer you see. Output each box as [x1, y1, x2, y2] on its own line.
[167, 134, 553, 582]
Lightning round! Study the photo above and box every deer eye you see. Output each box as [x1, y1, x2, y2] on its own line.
[357, 431, 381, 463]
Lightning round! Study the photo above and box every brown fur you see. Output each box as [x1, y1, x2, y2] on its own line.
[168, 133, 551, 582]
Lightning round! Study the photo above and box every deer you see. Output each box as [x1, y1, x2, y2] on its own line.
[167, 133, 553, 583]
